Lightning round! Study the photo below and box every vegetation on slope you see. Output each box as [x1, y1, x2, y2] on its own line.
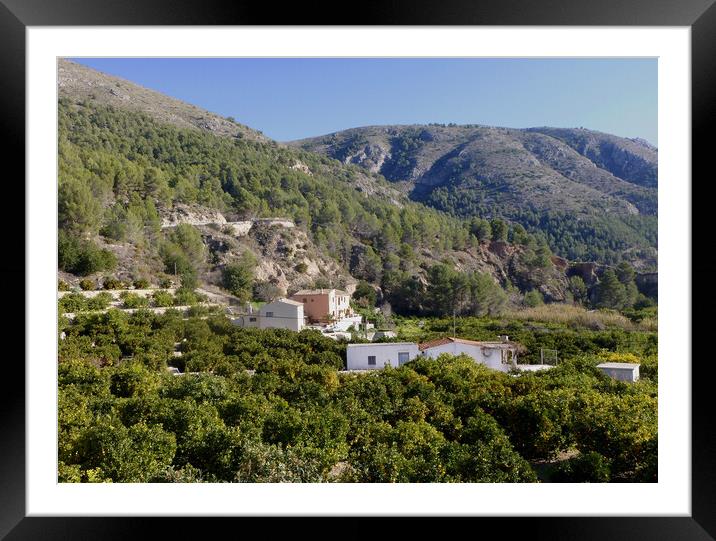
[294, 124, 658, 267]
[58, 309, 657, 483]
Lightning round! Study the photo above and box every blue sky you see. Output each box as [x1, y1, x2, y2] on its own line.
[70, 58, 657, 145]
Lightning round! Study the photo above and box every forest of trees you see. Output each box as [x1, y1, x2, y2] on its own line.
[58, 309, 657, 483]
[57, 99, 579, 303]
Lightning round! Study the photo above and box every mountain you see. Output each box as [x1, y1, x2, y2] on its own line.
[58, 59, 269, 143]
[291, 125, 658, 266]
[57, 59, 657, 315]
[57, 59, 585, 309]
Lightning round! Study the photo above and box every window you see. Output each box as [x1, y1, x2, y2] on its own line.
[265, 312, 274, 318]
[398, 352, 410, 364]
[249, 317, 257, 322]
[368, 355, 376, 366]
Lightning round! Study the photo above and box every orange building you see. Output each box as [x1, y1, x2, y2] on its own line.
[289, 289, 352, 324]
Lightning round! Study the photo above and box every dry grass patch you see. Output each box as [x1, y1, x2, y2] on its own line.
[506, 304, 653, 331]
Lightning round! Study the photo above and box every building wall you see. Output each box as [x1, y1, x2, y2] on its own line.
[231, 314, 260, 328]
[259, 300, 304, 332]
[331, 291, 351, 320]
[289, 290, 352, 323]
[346, 343, 420, 370]
[290, 293, 331, 323]
[598, 366, 640, 382]
[421, 343, 515, 372]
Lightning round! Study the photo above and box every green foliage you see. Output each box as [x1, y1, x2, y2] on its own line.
[58, 232, 117, 277]
[352, 280, 377, 308]
[86, 292, 113, 311]
[174, 287, 198, 306]
[102, 277, 124, 290]
[58, 308, 657, 484]
[382, 264, 506, 318]
[490, 218, 508, 242]
[159, 277, 174, 289]
[568, 275, 588, 304]
[151, 290, 175, 307]
[553, 451, 612, 482]
[133, 278, 150, 289]
[222, 253, 256, 302]
[79, 279, 96, 291]
[524, 289, 544, 307]
[118, 292, 147, 309]
[58, 101, 545, 291]
[58, 179, 102, 234]
[59, 293, 87, 313]
[58, 280, 71, 291]
[594, 265, 640, 311]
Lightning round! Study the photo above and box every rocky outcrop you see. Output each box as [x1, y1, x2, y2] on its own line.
[161, 204, 227, 228]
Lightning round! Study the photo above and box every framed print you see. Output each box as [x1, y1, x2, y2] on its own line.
[3, 0, 713, 539]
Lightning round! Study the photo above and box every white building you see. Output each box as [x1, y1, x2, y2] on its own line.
[419, 337, 520, 373]
[597, 362, 640, 382]
[232, 298, 305, 332]
[346, 342, 420, 370]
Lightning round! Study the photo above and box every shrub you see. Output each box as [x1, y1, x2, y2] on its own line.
[174, 288, 198, 306]
[294, 262, 308, 274]
[103, 277, 123, 290]
[133, 278, 150, 290]
[122, 293, 149, 309]
[152, 290, 175, 307]
[86, 292, 114, 311]
[58, 231, 117, 277]
[79, 279, 96, 291]
[552, 451, 612, 483]
[59, 293, 87, 313]
[58, 280, 71, 292]
[159, 277, 174, 289]
[524, 289, 544, 307]
[222, 260, 255, 302]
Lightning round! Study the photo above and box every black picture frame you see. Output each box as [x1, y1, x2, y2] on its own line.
[2, 1, 712, 538]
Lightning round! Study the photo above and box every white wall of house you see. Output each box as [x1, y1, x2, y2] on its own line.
[331, 315, 363, 332]
[259, 299, 304, 332]
[232, 299, 304, 331]
[329, 290, 351, 320]
[421, 343, 516, 372]
[346, 343, 420, 370]
[597, 363, 640, 382]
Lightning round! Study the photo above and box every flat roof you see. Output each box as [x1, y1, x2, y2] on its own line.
[597, 362, 640, 369]
[516, 364, 555, 371]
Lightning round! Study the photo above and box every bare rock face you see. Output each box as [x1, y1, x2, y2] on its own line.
[488, 240, 514, 259]
[344, 144, 391, 174]
[290, 160, 313, 175]
[160, 204, 227, 228]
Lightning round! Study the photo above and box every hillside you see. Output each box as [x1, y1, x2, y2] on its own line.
[292, 125, 658, 266]
[57, 59, 656, 315]
[59, 58, 270, 143]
